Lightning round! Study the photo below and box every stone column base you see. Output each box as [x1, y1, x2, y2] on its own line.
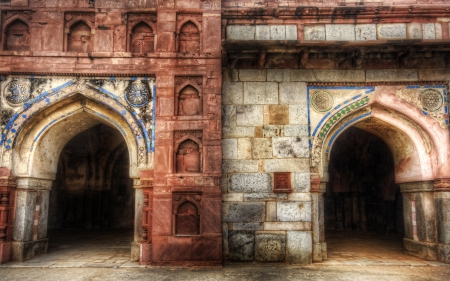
[0, 242, 11, 264]
[131, 241, 141, 262]
[438, 243, 450, 263]
[403, 238, 437, 260]
[11, 239, 48, 262]
[139, 243, 152, 264]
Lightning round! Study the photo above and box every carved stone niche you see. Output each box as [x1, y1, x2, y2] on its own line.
[174, 130, 202, 173]
[175, 76, 203, 116]
[127, 14, 157, 54]
[176, 14, 202, 54]
[173, 192, 202, 235]
[2, 11, 33, 51]
[64, 12, 95, 53]
[273, 172, 292, 193]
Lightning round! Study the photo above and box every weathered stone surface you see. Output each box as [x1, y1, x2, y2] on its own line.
[291, 70, 365, 82]
[266, 201, 277, 222]
[272, 137, 309, 158]
[237, 138, 252, 159]
[289, 105, 308, 125]
[286, 231, 312, 264]
[263, 125, 283, 138]
[228, 230, 254, 261]
[286, 25, 297, 40]
[407, 23, 422, 39]
[435, 23, 443, 39]
[264, 222, 311, 231]
[277, 202, 312, 222]
[227, 26, 255, 40]
[222, 82, 244, 105]
[279, 82, 307, 105]
[292, 172, 311, 192]
[223, 126, 255, 138]
[222, 105, 236, 127]
[355, 24, 377, 41]
[269, 105, 289, 125]
[252, 138, 273, 159]
[230, 173, 272, 193]
[222, 139, 238, 159]
[223, 159, 259, 173]
[325, 24, 355, 41]
[271, 25, 286, 40]
[422, 23, 436, 39]
[244, 82, 278, 104]
[244, 193, 288, 201]
[267, 69, 291, 82]
[264, 159, 309, 172]
[435, 193, 450, 244]
[223, 202, 266, 223]
[255, 232, 286, 261]
[223, 193, 244, 202]
[366, 69, 418, 82]
[255, 25, 271, 40]
[304, 25, 325, 40]
[377, 24, 407, 40]
[239, 69, 267, 82]
[12, 191, 35, 242]
[236, 105, 264, 126]
[403, 238, 438, 261]
[233, 223, 263, 230]
[438, 244, 450, 263]
[284, 125, 308, 137]
[288, 193, 311, 202]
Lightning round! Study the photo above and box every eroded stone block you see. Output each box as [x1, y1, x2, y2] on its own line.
[255, 232, 286, 261]
[277, 202, 312, 222]
[223, 159, 259, 173]
[228, 230, 254, 261]
[222, 82, 244, 105]
[269, 105, 289, 125]
[230, 173, 272, 193]
[223, 126, 255, 138]
[255, 25, 271, 40]
[272, 137, 308, 158]
[252, 138, 273, 159]
[289, 105, 308, 125]
[286, 231, 312, 264]
[234, 223, 264, 231]
[244, 82, 278, 104]
[223, 202, 266, 223]
[271, 25, 286, 40]
[239, 69, 267, 82]
[263, 125, 283, 138]
[304, 25, 325, 40]
[292, 172, 311, 192]
[227, 26, 255, 40]
[222, 139, 237, 159]
[407, 23, 422, 39]
[267, 69, 291, 82]
[366, 69, 418, 82]
[423, 23, 436, 39]
[279, 82, 307, 105]
[264, 159, 309, 173]
[286, 25, 298, 40]
[237, 138, 252, 159]
[377, 24, 407, 40]
[325, 24, 355, 41]
[355, 24, 377, 41]
[284, 125, 308, 137]
[236, 105, 264, 126]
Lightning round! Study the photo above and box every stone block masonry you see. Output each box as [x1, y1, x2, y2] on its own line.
[222, 69, 312, 264]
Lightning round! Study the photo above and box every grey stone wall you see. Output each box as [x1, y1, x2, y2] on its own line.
[222, 69, 312, 264]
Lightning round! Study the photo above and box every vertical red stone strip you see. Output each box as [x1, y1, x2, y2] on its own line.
[441, 22, 449, 40]
[0, 168, 16, 264]
[140, 170, 154, 263]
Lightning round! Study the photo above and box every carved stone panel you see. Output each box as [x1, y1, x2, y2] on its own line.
[173, 192, 202, 235]
[274, 172, 292, 193]
[127, 14, 157, 54]
[174, 130, 203, 173]
[177, 14, 202, 54]
[65, 12, 95, 53]
[175, 76, 203, 116]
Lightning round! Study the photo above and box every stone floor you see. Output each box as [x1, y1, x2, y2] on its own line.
[0, 229, 446, 268]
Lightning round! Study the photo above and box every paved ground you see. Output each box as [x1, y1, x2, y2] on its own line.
[1, 229, 449, 280]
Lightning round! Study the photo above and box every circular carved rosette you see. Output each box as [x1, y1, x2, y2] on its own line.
[125, 81, 151, 107]
[419, 89, 443, 112]
[4, 80, 31, 106]
[311, 90, 334, 113]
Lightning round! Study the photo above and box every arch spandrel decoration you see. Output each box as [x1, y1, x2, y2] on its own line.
[0, 77, 155, 178]
[308, 85, 445, 184]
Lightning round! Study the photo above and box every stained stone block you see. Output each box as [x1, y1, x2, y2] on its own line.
[228, 230, 254, 261]
[366, 69, 418, 82]
[286, 25, 298, 40]
[223, 202, 266, 223]
[230, 173, 272, 193]
[262, 125, 283, 138]
[239, 69, 267, 82]
[271, 25, 286, 40]
[251, 138, 273, 159]
[407, 23, 422, 39]
[223, 159, 259, 173]
[236, 105, 263, 126]
[244, 82, 278, 104]
[355, 24, 377, 41]
[325, 24, 355, 41]
[272, 137, 309, 158]
[279, 82, 307, 105]
[237, 138, 252, 159]
[222, 139, 238, 159]
[284, 125, 308, 137]
[222, 82, 244, 105]
[277, 202, 312, 222]
[377, 23, 407, 40]
[292, 172, 311, 193]
[289, 105, 308, 125]
[267, 69, 291, 82]
[222, 105, 236, 127]
[286, 231, 312, 264]
[269, 105, 289, 125]
[423, 23, 436, 39]
[255, 25, 271, 40]
[255, 232, 286, 261]
[227, 26, 255, 40]
[234, 223, 263, 231]
[290, 69, 365, 82]
[222, 126, 255, 138]
[304, 25, 325, 40]
[264, 159, 309, 173]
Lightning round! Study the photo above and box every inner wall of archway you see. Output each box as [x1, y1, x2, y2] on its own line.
[325, 127, 403, 236]
[48, 124, 134, 230]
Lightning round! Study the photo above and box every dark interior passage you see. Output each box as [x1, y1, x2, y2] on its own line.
[325, 127, 404, 236]
[48, 124, 134, 230]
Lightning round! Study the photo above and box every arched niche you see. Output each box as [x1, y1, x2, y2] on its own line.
[178, 21, 200, 54]
[130, 21, 154, 54]
[4, 19, 30, 51]
[175, 200, 200, 235]
[67, 20, 93, 53]
[175, 138, 201, 173]
[178, 85, 201, 116]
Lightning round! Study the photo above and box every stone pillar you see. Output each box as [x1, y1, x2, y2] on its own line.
[311, 174, 326, 262]
[400, 181, 437, 260]
[434, 179, 450, 264]
[0, 168, 16, 264]
[11, 178, 52, 262]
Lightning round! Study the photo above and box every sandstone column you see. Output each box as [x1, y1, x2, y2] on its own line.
[434, 179, 450, 264]
[311, 174, 326, 262]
